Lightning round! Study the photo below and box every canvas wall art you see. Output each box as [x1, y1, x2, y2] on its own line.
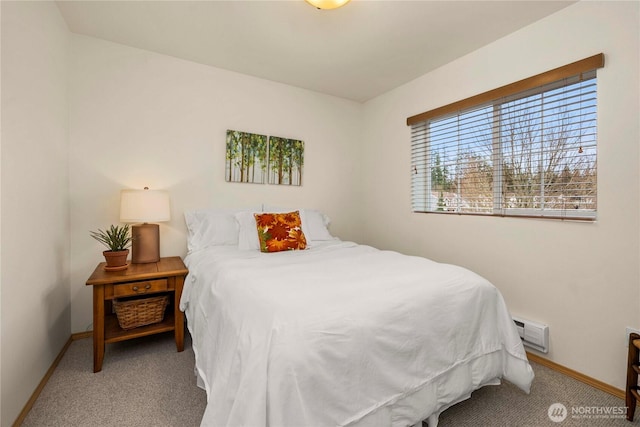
[225, 130, 304, 186]
[225, 130, 268, 184]
[268, 136, 304, 186]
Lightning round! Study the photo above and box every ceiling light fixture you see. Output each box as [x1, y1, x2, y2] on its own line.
[305, 0, 351, 10]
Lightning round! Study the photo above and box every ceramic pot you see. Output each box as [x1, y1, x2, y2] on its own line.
[103, 249, 129, 270]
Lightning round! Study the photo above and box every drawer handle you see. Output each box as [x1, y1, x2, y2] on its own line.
[132, 283, 152, 292]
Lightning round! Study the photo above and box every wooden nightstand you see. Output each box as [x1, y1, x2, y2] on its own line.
[85, 256, 188, 372]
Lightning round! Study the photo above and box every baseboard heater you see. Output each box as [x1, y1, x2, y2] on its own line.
[513, 316, 549, 353]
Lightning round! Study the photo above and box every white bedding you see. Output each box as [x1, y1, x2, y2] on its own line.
[180, 241, 534, 427]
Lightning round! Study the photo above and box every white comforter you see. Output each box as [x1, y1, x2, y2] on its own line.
[180, 241, 534, 427]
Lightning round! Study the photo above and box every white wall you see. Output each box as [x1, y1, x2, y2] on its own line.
[0, 2, 70, 425]
[362, 1, 639, 390]
[68, 35, 364, 333]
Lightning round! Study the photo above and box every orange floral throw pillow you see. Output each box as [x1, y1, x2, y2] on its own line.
[254, 211, 307, 253]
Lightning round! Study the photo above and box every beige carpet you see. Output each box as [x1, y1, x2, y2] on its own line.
[22, 333, 206, 427]
[21, 333, 634, 426]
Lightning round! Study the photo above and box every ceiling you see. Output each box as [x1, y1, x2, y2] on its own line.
[56, 0, 574, 103]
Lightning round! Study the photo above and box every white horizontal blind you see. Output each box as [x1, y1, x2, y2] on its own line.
[410, 70, 598, 220]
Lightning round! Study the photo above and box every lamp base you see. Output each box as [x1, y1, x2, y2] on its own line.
[131, 223, 160, 263]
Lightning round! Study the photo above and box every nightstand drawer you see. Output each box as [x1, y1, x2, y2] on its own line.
[113, 279, 168, 297]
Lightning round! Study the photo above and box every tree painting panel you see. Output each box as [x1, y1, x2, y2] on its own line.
[225, 130, 268, 184]
[268, 137, 304, 186]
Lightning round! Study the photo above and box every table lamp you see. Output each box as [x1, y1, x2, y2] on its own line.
[120, 187, 170, 263]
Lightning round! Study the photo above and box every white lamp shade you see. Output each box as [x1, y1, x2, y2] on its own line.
[120, 189, 171, 223]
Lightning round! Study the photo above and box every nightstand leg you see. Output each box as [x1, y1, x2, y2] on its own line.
[175, 276, 185, 352]
[93, 286, 105, 372]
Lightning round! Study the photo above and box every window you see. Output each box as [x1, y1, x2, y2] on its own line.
[408, 54, 604, 220]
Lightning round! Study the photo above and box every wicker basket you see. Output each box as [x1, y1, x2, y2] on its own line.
[113, 295, 169, 330]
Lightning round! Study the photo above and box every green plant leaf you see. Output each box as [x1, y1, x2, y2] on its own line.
[90, 224, 132, 251]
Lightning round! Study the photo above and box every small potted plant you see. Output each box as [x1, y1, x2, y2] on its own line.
[90, 224, 132, 271]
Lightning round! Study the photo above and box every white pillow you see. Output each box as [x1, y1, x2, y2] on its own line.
[303, 209, 336, 241]
[235, 210, 263, 251]
[184, 207, 260, 252]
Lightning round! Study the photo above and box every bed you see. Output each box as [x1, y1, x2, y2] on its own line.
[180, 208, 534, 427]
